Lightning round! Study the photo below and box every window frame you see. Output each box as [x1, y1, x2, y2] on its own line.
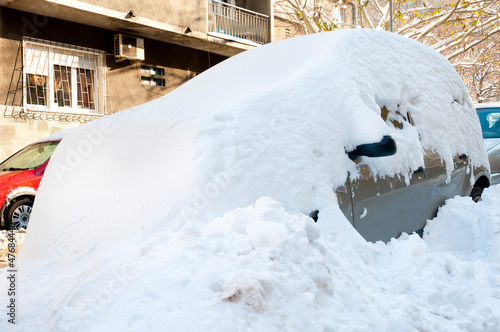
[22, 37, 106, 116]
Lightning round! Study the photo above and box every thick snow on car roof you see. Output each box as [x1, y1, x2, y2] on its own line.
[2, 29, 493, 330]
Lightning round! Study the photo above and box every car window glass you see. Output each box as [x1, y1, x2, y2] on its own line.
[0, 141, 59, 171]
[477, 108, 500, 138]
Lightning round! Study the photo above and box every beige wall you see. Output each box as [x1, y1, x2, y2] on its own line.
[274, 16, 304, 41]
[0, 23, 23, 108]
[105, 35, 221, 113]
[80, 0, 207, 33]
[0, 111, 78, 161]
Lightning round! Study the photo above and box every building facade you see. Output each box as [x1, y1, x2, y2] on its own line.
[0, 0, 273, 160]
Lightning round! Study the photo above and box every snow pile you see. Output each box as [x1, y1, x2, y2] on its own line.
[19, 198, 331, 331]
[0, 29, 495, 330]
[424, 185, 500, 260]
[0, 230, 25, 269]
[2, 189, 500, 331]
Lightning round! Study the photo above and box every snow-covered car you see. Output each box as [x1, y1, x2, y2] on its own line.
[0, 139, 61, 230]
[29, 29, 490, 245]
[475, 103, 500, 185]
[8, 29, 496, 331]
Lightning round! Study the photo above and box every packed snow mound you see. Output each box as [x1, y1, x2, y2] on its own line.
[424, 184, 500, 259]
[16, 198, 337, 331]
[3, 188, 500, 331]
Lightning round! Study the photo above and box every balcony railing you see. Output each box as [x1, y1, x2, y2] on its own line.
[207, 0, 270, 45]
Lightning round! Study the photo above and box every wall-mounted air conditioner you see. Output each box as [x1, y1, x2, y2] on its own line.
[114, 34, 145, 62]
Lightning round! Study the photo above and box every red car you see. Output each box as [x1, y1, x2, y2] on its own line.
[0, 139, 61, 230]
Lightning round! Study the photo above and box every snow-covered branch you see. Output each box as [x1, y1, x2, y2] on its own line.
[274, 0, 500, 100]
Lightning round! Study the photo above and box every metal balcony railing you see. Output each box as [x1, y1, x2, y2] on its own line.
[208, 0, 270, 45]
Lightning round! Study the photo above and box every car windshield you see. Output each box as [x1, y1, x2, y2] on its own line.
[477, 107, 500, 139]
[0, 141, 60, 171]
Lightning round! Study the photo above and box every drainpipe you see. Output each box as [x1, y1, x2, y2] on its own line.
[390, 0, 393, 32]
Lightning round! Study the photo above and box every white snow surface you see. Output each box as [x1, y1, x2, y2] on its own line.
[3, 189, 500, 331]
[0, 29, 496, 331]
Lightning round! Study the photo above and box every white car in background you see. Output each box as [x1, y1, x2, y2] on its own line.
[475, 103, 500, 185]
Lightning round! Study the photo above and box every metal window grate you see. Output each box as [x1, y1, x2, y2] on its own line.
[22, 37, 107, 119]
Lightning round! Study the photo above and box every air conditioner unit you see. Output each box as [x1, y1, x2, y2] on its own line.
[114, 34, 145, 62]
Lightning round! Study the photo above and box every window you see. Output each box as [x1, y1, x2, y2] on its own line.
[141, 77, 165, 87]
[140, 65, 166, 87]
[23, 37, 106, 115]
[140, 65, 165, 76]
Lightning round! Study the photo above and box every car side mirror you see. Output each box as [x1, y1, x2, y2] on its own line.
[348, 135, 397, 161]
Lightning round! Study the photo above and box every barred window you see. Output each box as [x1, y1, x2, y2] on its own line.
[23, 37, 106, 115]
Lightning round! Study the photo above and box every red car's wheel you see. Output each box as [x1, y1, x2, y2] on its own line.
[7, 198, 34, 230]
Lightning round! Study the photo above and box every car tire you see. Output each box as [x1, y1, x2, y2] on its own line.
[470, 186, 483, 203]
[6, 198, 34, 230]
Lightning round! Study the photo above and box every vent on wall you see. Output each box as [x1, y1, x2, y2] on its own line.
[114, 34, 145, 62]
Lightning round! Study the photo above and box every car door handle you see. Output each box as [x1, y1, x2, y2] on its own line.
[413, 166, 424, 174]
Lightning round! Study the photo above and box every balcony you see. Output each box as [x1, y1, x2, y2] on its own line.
[208, 0, 270, 46]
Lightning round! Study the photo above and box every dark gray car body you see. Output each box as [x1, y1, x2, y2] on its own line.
[336, 108, 490, 243]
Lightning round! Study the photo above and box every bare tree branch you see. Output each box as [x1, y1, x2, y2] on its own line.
[274, 0, 500, 101]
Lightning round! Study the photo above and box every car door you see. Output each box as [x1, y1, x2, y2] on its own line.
[349, 163, 428, 242]
[348, 107, 428, 242]
[425, 150, 469, 220]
